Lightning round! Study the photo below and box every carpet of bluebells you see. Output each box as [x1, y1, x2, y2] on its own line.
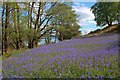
[2, 34, 120, 78]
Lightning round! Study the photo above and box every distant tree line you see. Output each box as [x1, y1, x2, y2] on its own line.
[1, 2, 81, 55]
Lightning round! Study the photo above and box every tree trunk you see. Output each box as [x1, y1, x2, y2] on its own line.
[35, 41, 38, 47]
[28, 2, 31, 48]
[59, 33, 63, 41]
[13, 4, 19, 50]
[4, 3, 10, 53]
[17, 8, 23, 49]
[28, 2, 34, 49]
[31, 40, 34, 48]
[105, 15, 112, 27]
[55, 31, 57, 43]
[28, 39, 32, 48]
[16, 40, 19, 50]
[109, 19, 112, 26]
[108, 22, 112, 27]
[33, 2, 41, 47]
[1, 4, 5, 55]
[61, 35, 63, 41]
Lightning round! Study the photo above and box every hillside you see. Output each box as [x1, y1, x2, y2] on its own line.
[2, 34, 119, 78]
[87, 24, 120, 36]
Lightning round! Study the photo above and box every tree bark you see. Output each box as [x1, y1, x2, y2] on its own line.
[4, 3, 10, 53]
[1, 4, 5, 55]
[28, 2, 35, 48]
[13, 4, 19, 50]
[106, 16, 112, 27]
[33, 2, 41, 47]
[17, 7, 23, 49]
[58, 33, 63, 41]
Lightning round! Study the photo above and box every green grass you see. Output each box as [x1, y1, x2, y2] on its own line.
[88, 24, 119, 36]
[2, 49, 24, 60]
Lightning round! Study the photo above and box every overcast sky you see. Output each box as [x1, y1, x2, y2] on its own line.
[72, 2, 102, 35]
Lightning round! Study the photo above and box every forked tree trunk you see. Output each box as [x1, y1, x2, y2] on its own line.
[28, 2, 34, 49]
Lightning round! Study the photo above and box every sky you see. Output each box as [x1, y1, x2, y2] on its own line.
[0, 2, 103, 35]
[72, 2, 102, 35]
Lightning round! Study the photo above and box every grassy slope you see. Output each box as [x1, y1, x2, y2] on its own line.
[87, 24, 120, 36]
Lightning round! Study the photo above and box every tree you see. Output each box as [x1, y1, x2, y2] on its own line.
[4, 3, 10, 53]
[1, 2, 81, 54]
[28, 2, 35, 48]
[91, 2, 118, 27]
[1, 3, 5, 55]
[114, 2, 120, 25]
[12, 3, 20, 50]
[56, 23, 81, 41]
[49, 3, 81, 41]
[26, 2, 57, 48]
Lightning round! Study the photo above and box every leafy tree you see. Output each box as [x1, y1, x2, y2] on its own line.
[91, 2, 119, 27]
[1, 2, 81, 54]
[49, 3, 81, 41]
[56, 23, 81, 41]
[113, 2, 120, 25]
[12, 3, 20, 49]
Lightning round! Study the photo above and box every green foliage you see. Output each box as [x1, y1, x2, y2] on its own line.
[49, 3, 77, 26]
[1, 2, 81, 52]
[2, 49, 24, 60]
[91, 2, 120, 27]
[56, 23, 81, 40]
[49, 3, 81, 40]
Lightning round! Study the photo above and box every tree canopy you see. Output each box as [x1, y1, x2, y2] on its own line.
[91, 2, 120, 27]
[1, 2, 81, 54]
